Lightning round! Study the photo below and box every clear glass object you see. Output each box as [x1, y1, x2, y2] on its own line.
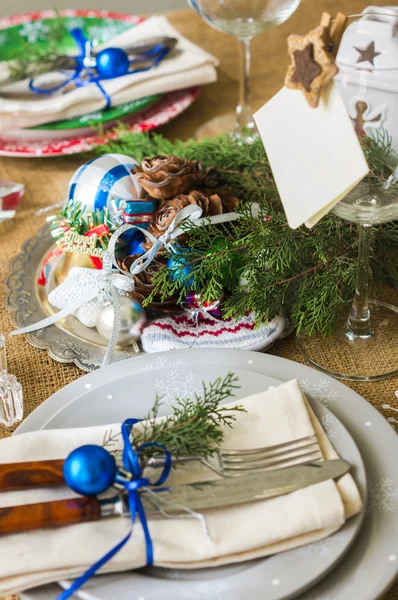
[297, 182, 398, 381]
[296, 10, 398, 382]
[187, 0, 301, 139]
[0, 334, 23, 426]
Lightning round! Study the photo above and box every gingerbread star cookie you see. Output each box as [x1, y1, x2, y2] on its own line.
[285, 25, 338, 108]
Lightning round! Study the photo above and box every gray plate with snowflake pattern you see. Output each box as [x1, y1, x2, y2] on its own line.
[16, 349, 397, 600]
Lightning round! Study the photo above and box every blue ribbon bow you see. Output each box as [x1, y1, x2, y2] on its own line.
[30, 28, 171, 109]
[57, 418, 171, 600]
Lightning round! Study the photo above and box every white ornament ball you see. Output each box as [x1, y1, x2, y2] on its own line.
[67, 153, 141, 214]
[96, 296, 146, 346]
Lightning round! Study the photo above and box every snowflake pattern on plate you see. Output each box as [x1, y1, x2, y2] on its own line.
[142, 355, 201, 404]
[299, 378, 339, 404]
[368, 477, 398, 514]
[87, 20, 128, 43]
[321, 414, 338, 441]
[78, 112, 104, 124]
[65, 17, 85, 31]
[19, 21, 49, 43]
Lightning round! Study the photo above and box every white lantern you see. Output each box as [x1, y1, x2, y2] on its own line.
[335, 6, 398, 153]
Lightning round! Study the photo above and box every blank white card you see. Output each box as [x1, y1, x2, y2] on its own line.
[253, 83, 369, 229]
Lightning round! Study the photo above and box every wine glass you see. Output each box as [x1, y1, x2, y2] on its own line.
[297, 182, 398, 381]
[187, 0, 301, 138]
[297, 9, 398, 381]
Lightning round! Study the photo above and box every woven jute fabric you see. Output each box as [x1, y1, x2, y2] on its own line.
[0, 2, 397, 598]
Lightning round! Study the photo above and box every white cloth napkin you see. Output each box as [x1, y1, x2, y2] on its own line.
[0, 379, 362, 595]
[0, 16, 219, 131]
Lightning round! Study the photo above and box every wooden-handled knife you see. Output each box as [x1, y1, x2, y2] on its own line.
[0, 459, 350, 535]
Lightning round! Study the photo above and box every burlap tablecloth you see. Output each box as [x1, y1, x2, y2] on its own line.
[0, 1, 397, 598]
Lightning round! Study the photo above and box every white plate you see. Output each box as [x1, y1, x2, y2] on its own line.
[17, 349, 397, 600]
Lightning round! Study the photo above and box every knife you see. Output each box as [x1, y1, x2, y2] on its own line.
[0, 36, 178, 86]
[0, 459, 349, 535]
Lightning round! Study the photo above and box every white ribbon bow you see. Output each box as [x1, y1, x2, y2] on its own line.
[10, 248, 135, 368]
[181, 298, 221, 349]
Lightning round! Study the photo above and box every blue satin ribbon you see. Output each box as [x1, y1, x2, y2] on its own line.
[30, 28, 171, 109]
[56, 418, 171, 600]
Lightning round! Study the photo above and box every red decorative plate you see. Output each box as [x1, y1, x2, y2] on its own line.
[0, 9, 200, 157]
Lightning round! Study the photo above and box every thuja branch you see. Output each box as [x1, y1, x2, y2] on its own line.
[133, 372, 244, 459]
[95, 129, 398, 335]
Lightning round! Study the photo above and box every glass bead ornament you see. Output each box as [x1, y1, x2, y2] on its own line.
[96, 296, 147, 346]
[0, 334, 23, 427]
[0, 179, 24, 222]
[63, 445, 117, 496]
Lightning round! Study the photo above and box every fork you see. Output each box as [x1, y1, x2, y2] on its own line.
[145, 434, 323, 477]
[0, 435, 323, 493]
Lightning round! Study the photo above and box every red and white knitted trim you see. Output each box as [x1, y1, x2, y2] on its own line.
[141, 312, 285, 353]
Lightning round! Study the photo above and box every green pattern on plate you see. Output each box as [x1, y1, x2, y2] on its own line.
[31, 94, 162, 130]
[0, 16, 132, 61]
[0, 14, 165, 131]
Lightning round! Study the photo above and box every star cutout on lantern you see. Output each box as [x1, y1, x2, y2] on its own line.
[285, 25, 338, 108]
[354, 41, 381, 66]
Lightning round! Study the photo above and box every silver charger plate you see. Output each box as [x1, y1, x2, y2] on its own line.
[5, 224, 140, 371]
[15, 349, 394, 600]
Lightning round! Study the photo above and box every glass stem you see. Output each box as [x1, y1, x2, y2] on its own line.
[236, 37, 254, 132]
[345, 224, 373, 339]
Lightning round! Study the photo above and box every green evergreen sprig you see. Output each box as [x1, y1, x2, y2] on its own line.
[96, 129, 398, 335]
[103, 373, 245, 460]
[8, 13, 66, 82]
[49, 200, 119, 250]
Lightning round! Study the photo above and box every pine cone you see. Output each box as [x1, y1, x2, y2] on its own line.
[132, 156, 216, 201]
[143, 190, 220, 243]
[202, 188, 240, 213]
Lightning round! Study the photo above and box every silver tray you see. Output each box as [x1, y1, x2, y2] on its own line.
[5, 224, 139, 372]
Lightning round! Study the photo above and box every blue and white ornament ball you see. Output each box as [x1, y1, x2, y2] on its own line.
[67, 153, 156, 228]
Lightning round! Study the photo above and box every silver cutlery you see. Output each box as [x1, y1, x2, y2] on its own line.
[145, 434, 324, 477]
[0, 459, 350, 534]
[0, 36, 178, 86]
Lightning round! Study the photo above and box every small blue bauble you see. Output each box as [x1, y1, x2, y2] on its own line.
[167, 254, 193, 286]
[63, 445, 117, 496]
[127, 230, 146, 255]
[96, 47, 130, 79]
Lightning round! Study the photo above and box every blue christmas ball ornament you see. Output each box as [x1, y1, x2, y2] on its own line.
[96, 47, 130, 79]
[167, 252, 193, 287]
[63, 445, 117, 496]
[127, 229, 146, 255]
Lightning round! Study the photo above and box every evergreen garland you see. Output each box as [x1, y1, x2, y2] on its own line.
[96, 129, 398, 335]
